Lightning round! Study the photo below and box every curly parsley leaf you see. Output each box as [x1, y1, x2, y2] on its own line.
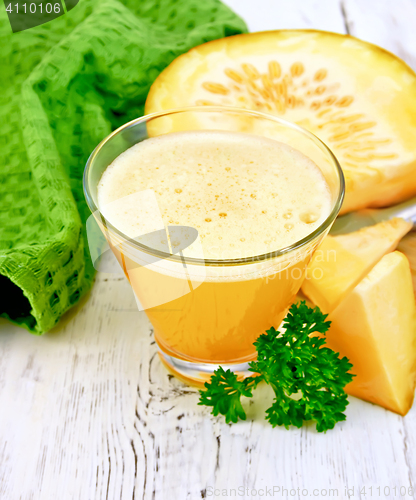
[198, 301, 354, 432]
[198, 366, 257, 423]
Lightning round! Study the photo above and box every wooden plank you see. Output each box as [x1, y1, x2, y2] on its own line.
[1, 1, 416, 498]
[223, 0, 347, 34]
[341, 0, 416, 69]
[1, 270, 415, 499]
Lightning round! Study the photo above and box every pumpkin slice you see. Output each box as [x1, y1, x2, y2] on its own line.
[398, 231, 416, 295]
[145, 30, 416, 214]
[326, 251, 416, 415]
[301, 218, 412, 313]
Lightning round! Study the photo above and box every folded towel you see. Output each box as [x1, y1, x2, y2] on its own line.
[0, 0, 247, 333]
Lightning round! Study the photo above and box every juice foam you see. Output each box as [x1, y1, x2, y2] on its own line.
[98, 130, 331, 260]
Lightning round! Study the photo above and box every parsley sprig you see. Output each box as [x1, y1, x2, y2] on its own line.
[198, 301, 354, 432]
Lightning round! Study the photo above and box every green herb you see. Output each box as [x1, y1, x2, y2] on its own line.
[198, 301, 354, 432]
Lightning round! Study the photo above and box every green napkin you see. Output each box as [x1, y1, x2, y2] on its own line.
[0, 0, 247, 334]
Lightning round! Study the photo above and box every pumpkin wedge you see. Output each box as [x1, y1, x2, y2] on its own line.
[301, 218, 412, 313]
[145, 30, 416, 214]
[327, 251, 416, 415]
[398, 231, 416, 294]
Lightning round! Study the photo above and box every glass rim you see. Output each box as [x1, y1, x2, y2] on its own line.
[83, 105, 345, 267]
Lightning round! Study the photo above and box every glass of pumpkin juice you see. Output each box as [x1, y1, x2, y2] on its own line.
[84, 107, 344, 385]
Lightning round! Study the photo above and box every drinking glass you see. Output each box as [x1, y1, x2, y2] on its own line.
[83, 106, 344, 385]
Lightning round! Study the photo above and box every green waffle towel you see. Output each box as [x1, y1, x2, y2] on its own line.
[0, 0, 247, 334]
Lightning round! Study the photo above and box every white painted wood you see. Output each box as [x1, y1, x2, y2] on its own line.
[1, 2, 416, 499]
[2, 268, 416, 499]
[222, 0, 347, 34]
[342, 0, 416, 69]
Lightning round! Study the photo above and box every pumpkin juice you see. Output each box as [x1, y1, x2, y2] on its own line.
[97, 130, 332, 364]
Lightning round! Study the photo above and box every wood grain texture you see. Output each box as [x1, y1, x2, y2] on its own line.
[1, 1, 416, 499]
[221, 0, 347, 33]
[1, 270, 416, 499]
[342, 0, 416, 68]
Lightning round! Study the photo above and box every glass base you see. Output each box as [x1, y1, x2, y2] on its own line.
[157, 348, 254, 387]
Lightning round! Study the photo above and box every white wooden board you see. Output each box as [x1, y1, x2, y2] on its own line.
[1, 1, 416, 499]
